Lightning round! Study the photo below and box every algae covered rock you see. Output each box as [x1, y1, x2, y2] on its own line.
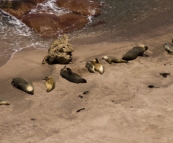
[42, 34, 74, 64]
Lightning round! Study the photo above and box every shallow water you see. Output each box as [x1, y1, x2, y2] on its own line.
[0, 0, 172, 67]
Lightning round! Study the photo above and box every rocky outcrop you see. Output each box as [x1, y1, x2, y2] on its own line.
[0, 0, 45, 19]
[42, 34, 74, 64]
[21, 13, 89, 38]
[0, 0, 102, 38]
[56, 0, 102, 16]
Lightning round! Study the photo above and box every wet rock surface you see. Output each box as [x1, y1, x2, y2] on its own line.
[0, 0, 102, 38]
[21, 13, 89, 38]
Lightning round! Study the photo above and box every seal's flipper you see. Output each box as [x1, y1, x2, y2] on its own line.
[95, 58, 99, 63]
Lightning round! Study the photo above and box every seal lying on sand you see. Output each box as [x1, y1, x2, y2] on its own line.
[85, 61, 95, 73]
[60, 66, 87, 83]
[122, 45, 148, 61]
[43, 76, 55, 92]
[102, 56, 127, 64]
[86, 58, 104, 74]
[11, 77, 34, 95]
[0, 99, 10, 105]
[163, 39, 173, 54]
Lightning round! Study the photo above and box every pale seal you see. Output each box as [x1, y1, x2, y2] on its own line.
[60, 66, 87, 83]
[102, 56, 127, 64]
[43, 76, 55, 92]
[163, 40, 173, 54]
[0, 99, 10, 105]
[122, 45, 148, 61]
[11, 77, 34, 95]
[86, 58, 104, 74]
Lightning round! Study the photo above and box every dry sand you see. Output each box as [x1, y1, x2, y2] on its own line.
[1, 1, 173, 143]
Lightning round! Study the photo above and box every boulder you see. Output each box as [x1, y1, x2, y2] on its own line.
[42, 34, 74, 64]
[0, 0, 45, 19]
[21, 13, 89, 38]
[56, 0, 102, 16]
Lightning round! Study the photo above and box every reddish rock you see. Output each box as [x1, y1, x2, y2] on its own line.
[0, 0, 45, 19]
[21, 13, 89, 38]
[56, 0, 102, 16]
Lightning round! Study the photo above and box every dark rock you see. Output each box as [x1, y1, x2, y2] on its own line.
[148, 85, 155, 88]
[21, 13, 89, 38]
[83, 91, 89, 94]
[148, 85, 159, 88]
[78, 95, 83, 99]
[160, 73, 170, 78]
[76, 108, 85, 112]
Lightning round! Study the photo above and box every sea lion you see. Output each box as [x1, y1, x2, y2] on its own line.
[91, 58, 104, 74]
[0, 99, 10, 105]
[60, 66, 87, 83]
[43, 76, 55, 92]
[11, 77, 34, 95]
[102, 56, 127, 64]
[86, 58, 104, 74]
[85, 61, 95, 73]
[163, 40, 173, 54]
[122, 45, 148, 61]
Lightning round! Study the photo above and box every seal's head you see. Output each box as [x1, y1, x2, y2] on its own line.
[102, 56, 109, 60]
[139, 44, 148, 51]
[26, 85, 34, 95]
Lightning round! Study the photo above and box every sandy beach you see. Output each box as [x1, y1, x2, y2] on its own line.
[1, 0, 173, 142]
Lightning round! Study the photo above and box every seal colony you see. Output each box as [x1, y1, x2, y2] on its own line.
[6, 35, 173, 105]
[8, 36, 150, 97]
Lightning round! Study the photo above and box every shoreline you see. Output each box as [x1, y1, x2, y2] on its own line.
[1, 31, 173, 142]
[1, 1, 173, 141]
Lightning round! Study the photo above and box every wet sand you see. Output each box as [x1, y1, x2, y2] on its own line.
[1, 1, 173, 143]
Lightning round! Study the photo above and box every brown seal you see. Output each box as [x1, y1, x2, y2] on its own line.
[11, 77, 34, 95]
[122, 45, 148, 61]
[60, 66, 87, 83]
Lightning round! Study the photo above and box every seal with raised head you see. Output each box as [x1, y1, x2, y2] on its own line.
[43, 76, 55, 92]
[60, 66, 87, 84]
[102, 56, 127, 64]
[122, 45, 148, 61]
[163, 39, 173, 54]
[11, 77, 34, 95]
[86, 58, 104, 74]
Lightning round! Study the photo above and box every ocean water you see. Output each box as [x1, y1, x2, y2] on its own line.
[0, 0, 170, 67]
